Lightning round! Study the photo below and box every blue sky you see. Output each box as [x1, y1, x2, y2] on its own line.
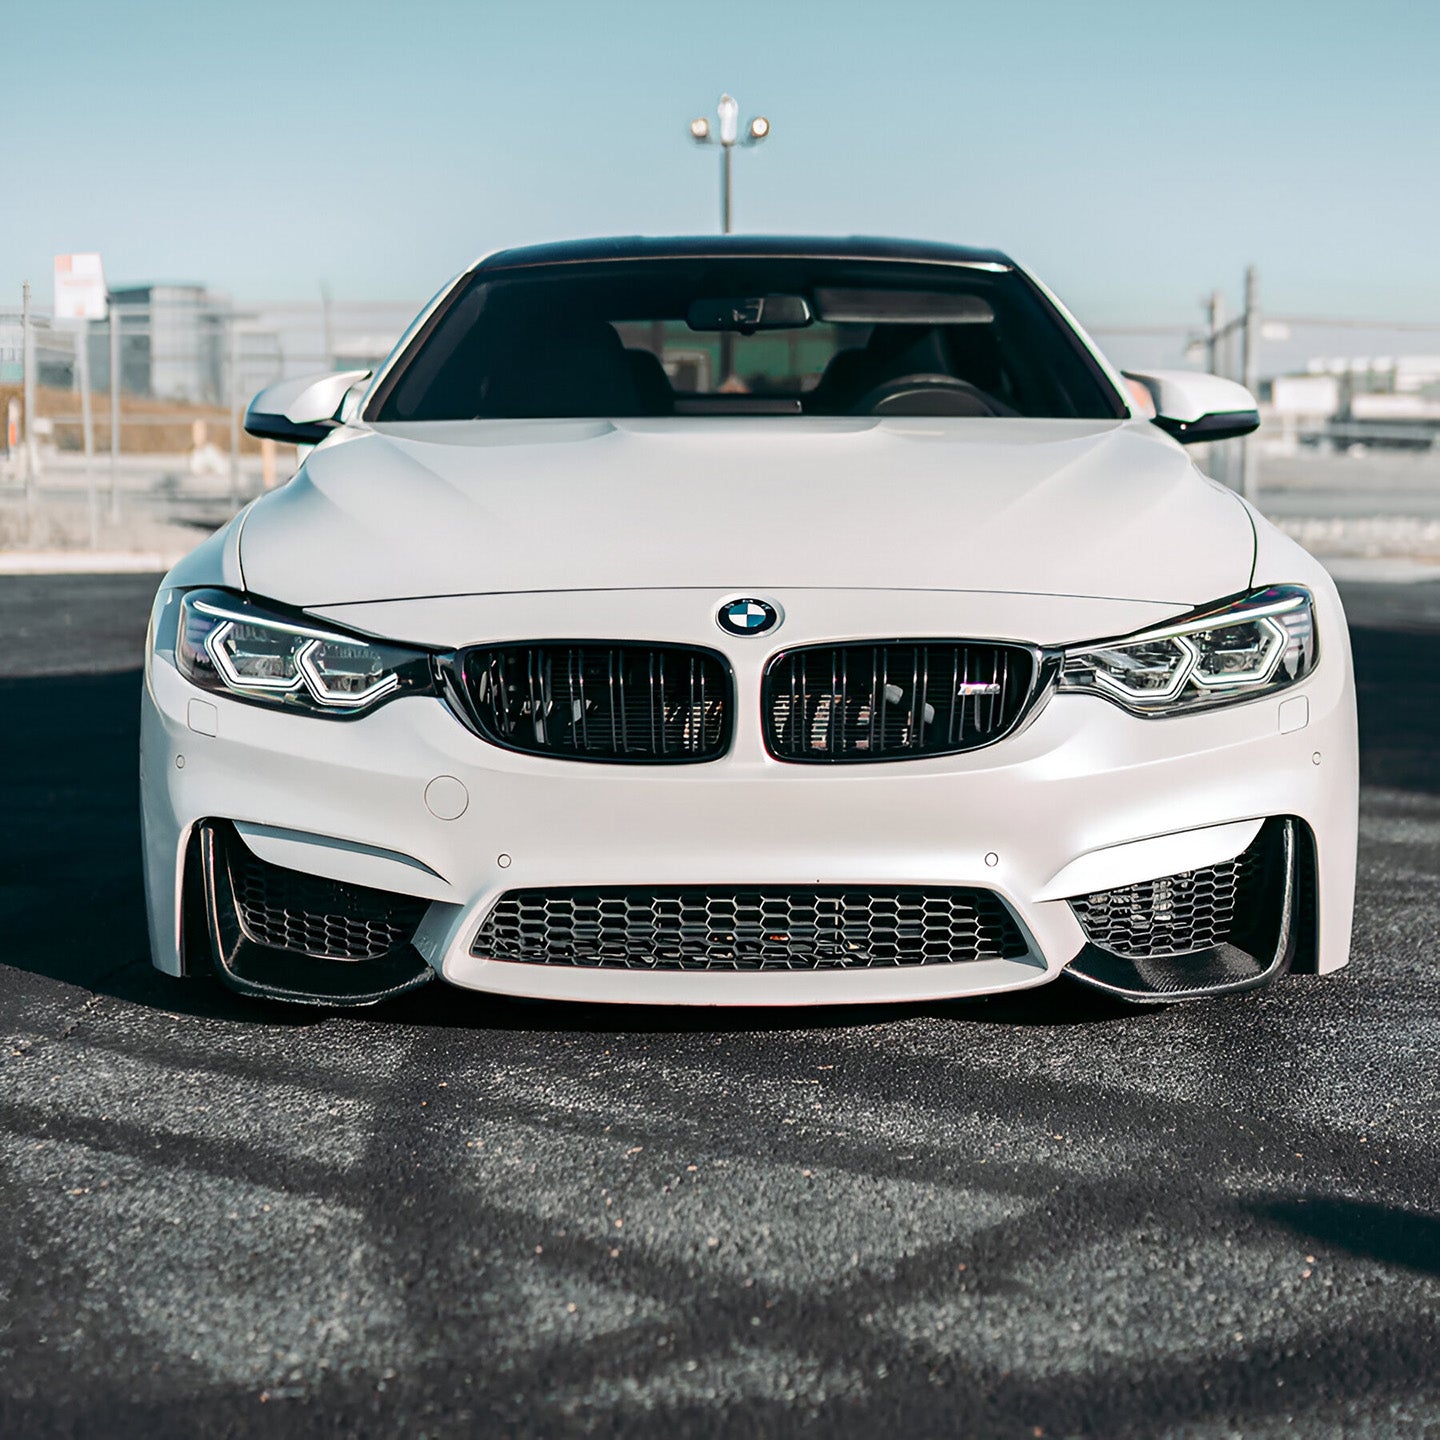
[6, 0, 1439, 330]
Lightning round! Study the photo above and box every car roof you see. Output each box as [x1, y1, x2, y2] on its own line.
[472, 235, 1016, 273]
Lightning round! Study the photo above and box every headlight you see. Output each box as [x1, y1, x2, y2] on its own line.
[168, 589, 436, 716]
[1058, 585, 1316, 716]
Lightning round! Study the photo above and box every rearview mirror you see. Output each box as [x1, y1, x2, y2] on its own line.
[1124, 369, 1260, 445]
[687, 294, 812, 333]
[244, 369, 372, 445]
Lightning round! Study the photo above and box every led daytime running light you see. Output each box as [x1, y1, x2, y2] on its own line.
[297, 642, 401, 707]
[176, 589, 433, 717]
[203, 619, 306, 694]
[1058, 585, 1316, 717]
[1087, 633, 1199, 703]
[1189, 616, 1287, 690]
[1111, 589, 1310, 648]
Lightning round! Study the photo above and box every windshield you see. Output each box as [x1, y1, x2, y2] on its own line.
[368, 259, 1123, 422]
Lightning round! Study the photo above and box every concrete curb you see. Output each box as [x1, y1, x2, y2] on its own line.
[0, 551, 185, 575]
[1321, 557, 1440, 584]
[4, 539, 1440, 586]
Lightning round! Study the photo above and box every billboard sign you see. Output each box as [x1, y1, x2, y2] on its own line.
[53, 253, 108, 321]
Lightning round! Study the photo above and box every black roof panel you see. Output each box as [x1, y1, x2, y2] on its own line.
[475, 235, 1015, 272]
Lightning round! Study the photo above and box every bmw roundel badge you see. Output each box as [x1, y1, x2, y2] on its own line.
[717, 597, 780, 637]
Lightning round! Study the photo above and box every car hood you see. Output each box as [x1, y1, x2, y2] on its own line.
[237, 416, 1254, 608]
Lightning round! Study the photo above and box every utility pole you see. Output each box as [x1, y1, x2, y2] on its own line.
[76, 325, 95, 460]
[75, 321, 97, 547]
[1206, 290, 1227, 377]
[228, 310, 242, 508]
[1200, 270, 1261, 497]
[1204, 290, 1230, 488]
[1239, 264, 1260, 503]
[21, 281, 36, 516]
[320, 282, 335, 370]
[108, 296, 122, 523]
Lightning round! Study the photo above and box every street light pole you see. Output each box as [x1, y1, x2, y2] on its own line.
[690, 93, 770, 234]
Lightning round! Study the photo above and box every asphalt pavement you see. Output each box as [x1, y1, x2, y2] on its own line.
[1, 573, 1436, 1439]
[1258, 451, 1440, 521]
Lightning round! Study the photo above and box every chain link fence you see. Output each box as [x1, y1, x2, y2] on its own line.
[1089, 295, 1440, 562]
[0, 294, 415, 552]
[3, 278, 1438, 559]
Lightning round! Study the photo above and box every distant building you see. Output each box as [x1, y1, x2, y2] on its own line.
[1303, 353, 1440, 397]
[0, 320, 22, 383]
[1269, 356, 1440, 449]
[109, 283, 227, 402]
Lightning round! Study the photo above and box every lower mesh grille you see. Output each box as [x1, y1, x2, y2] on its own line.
[229, 839, 428, 961]
[1069, 822, 1283, 961]
[471, 886, 1030, 970]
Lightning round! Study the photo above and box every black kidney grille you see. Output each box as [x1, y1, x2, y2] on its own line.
[471, 886, 1030, 971]
[456, 644, 731, 762]
[1069, 822, 1285, 961]
[764, 642, 1034, 762]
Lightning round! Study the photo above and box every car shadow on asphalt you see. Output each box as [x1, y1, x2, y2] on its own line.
[365, 969, 1140, 1035]
[1, 613, 1436, 1032]
[1347, 621, 1440, 795]
[1250, 1196, 1440, 1277]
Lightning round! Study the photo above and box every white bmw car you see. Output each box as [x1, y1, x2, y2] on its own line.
[140, 237, 1357, 1008]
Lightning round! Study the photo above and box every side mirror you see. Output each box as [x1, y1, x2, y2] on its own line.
[244, 369, 372, 445]
[1124, 369, 1260, 445]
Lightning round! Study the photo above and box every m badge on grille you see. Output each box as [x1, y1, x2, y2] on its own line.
[717, 597, 780, 637]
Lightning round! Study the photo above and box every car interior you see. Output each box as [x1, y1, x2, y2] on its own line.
[372, 263, 1122, 422]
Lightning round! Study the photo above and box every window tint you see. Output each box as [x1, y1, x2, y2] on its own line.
[370, 260, 1122, 422]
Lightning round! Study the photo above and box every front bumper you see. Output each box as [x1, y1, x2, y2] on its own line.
[140, 586, 1357, 1006]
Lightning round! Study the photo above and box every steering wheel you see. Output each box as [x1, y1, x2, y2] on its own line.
[851, 373, 1013, 418]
